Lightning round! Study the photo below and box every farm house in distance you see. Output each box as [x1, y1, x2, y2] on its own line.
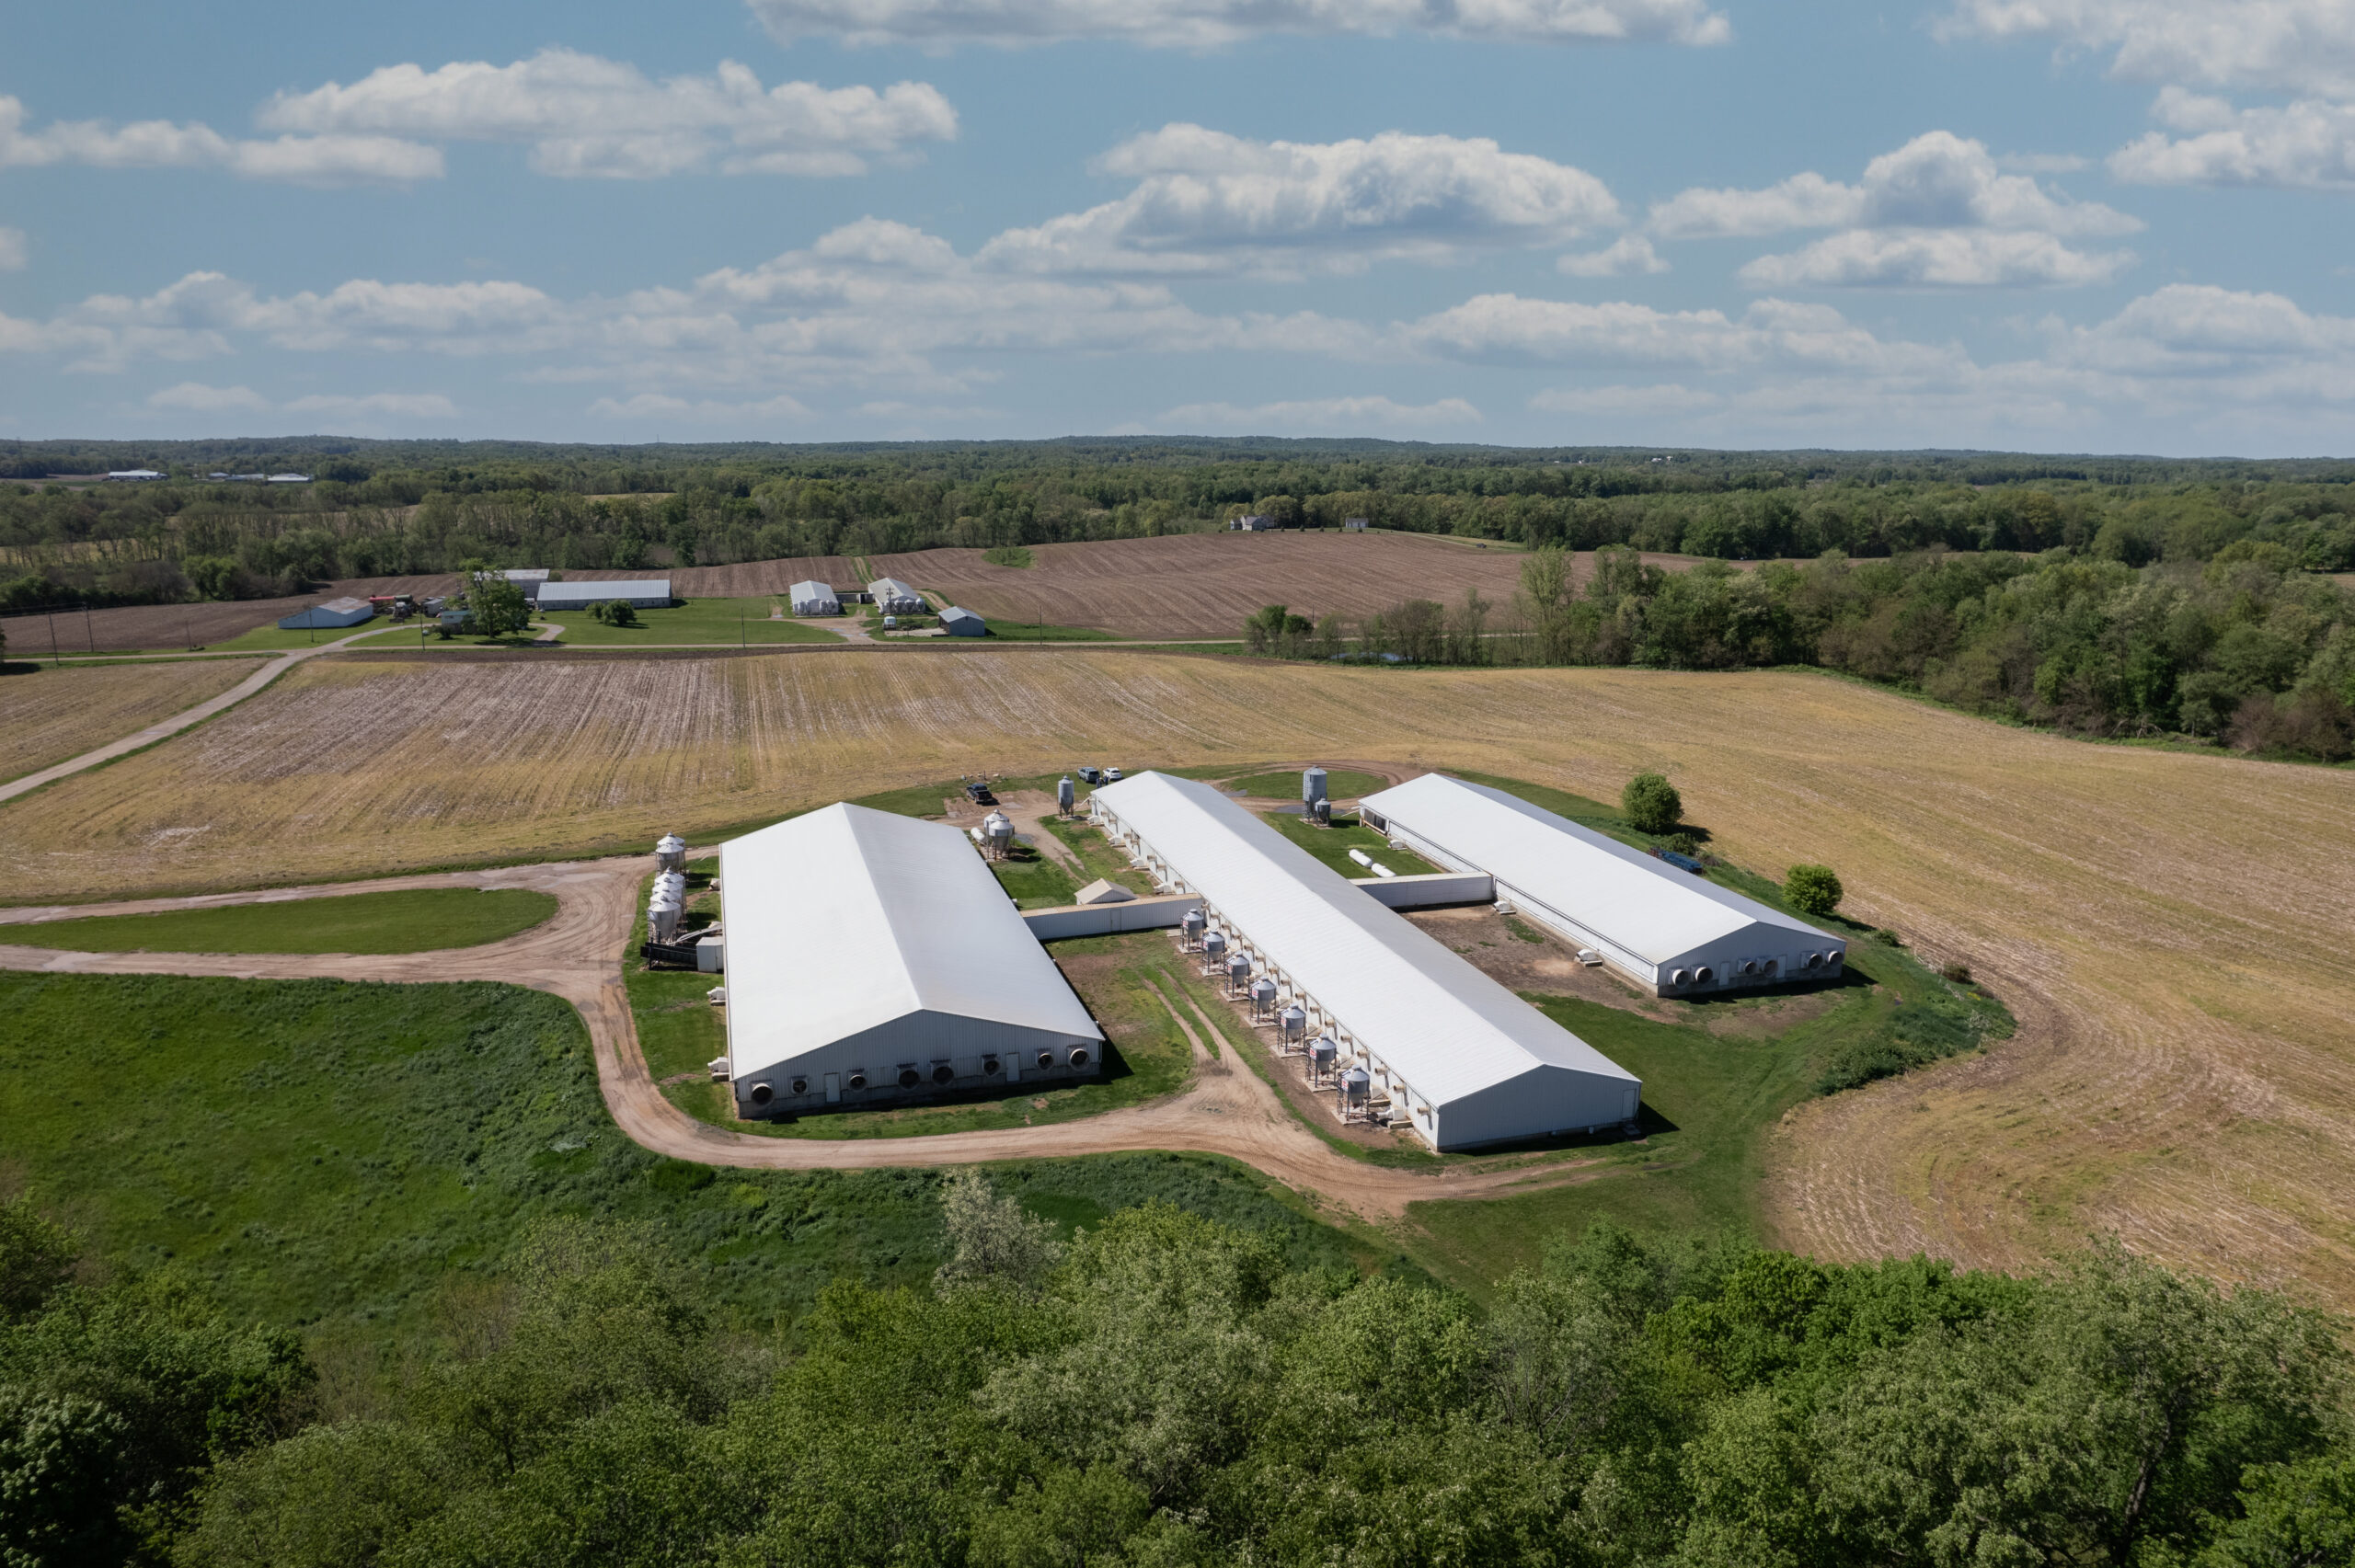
[717, 804, 1104, 1118]
[1360, 774, 1845, 996]
[790, 579, 841, 616]
[537, 578, 672, 611]
[1090, 772, 1640, 1150]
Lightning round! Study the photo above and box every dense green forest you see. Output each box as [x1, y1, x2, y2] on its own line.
[6, 1184, 2350, 1568]
[3, 438, 2352, 610]
[1247, 545, 2355, 762]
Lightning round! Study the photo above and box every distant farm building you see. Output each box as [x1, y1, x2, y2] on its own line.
[717, 804, 1104, 1117]
[868, 577, 925, 614]
[502, 568, 551, 602]
[276, 597, 374, 630]
[940, 606, 987, 636]
[537, 579, 672, 612]
[267, 473, 312, 484]
[1230, 514, 1274, 532]
[1360, 774, 1845, 997]
[790, 579, 841, 616]
[1090, 772, 1640, 1150]
[1344, 517, 1370, 532]
[105, 469, 167, 482]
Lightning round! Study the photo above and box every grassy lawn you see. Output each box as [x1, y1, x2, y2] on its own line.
[197, 621, 418, 652]
[1400, 947, 1936, 1293]
[0, 973, 1390, 1368]
[1224, 768, 1391, 800]
[6, 887, 557, 955]
[644, 930, 1197, 1141]
[989, 844, 1082, 909]
[1258, 808, 1440, 878]
[1037, 816, 1158, 895]
[541, 596, 844, 646]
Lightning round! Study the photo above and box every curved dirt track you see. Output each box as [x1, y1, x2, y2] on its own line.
[0, 859, 1601, 1222]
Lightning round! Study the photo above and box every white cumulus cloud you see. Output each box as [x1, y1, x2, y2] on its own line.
[0, 96, 441, 185]
[1651, 132, 2139, 289]
[1738, 227, 2132, 288]
[260, 49, 955, 178]
[1937, 0, 2355, 99]
[1557, 234, 1668, 276]
[147, 382, 270, 412]
[0, 227, 23, 271]
[285, 392, 461, 418]
[1529, 383, 1720, 415]
[978, 125, 1621, 275]
[588, 392, 814, 421]
[749, 0, 1729, 50]
[1139, 395, 1482, 433]
[2110, 87, 2355, 188]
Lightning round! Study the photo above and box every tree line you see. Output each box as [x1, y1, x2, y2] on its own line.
[3, 439, 2354, 612]
[1245, 544, 2355, 762]
[5, 1183, 2350, 1568]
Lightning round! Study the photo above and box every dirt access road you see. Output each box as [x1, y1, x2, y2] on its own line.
[0, 857, 1602, 1223]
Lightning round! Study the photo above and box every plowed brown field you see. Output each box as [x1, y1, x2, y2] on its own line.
[0, 658, 266, 783]
[7, 652, 2350, 1305]
[869, 532, 1538, 637]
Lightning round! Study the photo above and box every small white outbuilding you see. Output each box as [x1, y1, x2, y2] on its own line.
[1359, 773, 1845, 996]
[790, 579, 841, 616]
[940, 606, 986, 636]
[718, 803, 1103, 1118]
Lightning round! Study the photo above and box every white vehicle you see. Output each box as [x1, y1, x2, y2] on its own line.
[1104, 767, 1124, 782]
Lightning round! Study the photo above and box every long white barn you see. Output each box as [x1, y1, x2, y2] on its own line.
[1360, 773, 1844, 996]
[1090, 772, 1640, 1150]
[718, 804, 1103, 1118]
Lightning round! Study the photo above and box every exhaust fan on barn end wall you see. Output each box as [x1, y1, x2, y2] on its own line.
[1068, 1047, 1091, 1068]
[789, 1076, 808, 1095]
[749, 1082, 774, 1105]
[982, 1055, 1002, 1076]
[898, 1066, 921, 1089]
[847, 1070, 868, 1090]
[1037, 1049, 1055, 1069]
[931, 1062, 955, 1084]
[1670, 967, 1690, 987]
[1694, 966, 1714, 984]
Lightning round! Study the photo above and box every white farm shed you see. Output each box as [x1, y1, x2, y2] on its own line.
[790, 579, 841, 616]
[868, 577, 925, 614]
[1090, 772, 1639, 1150]
[940, 606, 986, 636]
[1360, 774, 1845, 996]
[538, 578, 672, 611]
[718, 803, 1103, 1118]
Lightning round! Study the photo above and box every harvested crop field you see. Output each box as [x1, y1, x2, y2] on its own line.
[7, 651, 2354, 1307]
[0, 658, 266, 783]
[868, 535, 1734, 638]
[866, 533, 1534, 638]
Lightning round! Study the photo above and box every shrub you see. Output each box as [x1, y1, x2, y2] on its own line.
[1786, 864, 1844, 917]
[1622, 773, 1683, 834]
[1940, 961, 1973, 984]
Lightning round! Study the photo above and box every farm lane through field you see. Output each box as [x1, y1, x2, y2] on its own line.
[0, 623, 390, 807]
[0, 856, 1605, 1224]
[5, 651, 2353, 1300]
[0, 658, 266, 785]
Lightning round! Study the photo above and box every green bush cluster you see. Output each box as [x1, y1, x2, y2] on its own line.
[1622, 773, 1683, 835]
[8, 1199, 2339, 1568]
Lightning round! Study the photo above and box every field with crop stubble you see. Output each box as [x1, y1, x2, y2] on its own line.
[2, 648, 2351, 1303]
[0, 657, 267, 782]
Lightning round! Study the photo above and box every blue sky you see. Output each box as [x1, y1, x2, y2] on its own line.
[3, 0, 2352, 453]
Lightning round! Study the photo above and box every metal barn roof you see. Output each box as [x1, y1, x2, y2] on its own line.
[867, 576, 920, 600]
[1090, 772, 1634, 1111]
[1360, 773, 1834, 967]
[719, 803, 1100, 1082]
[536, 578, 671, 608]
